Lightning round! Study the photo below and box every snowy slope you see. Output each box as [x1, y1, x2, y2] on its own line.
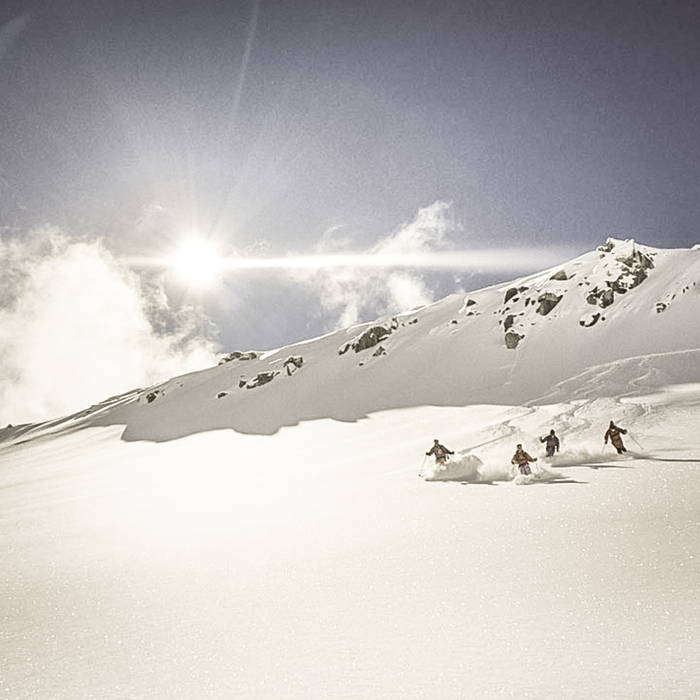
[1, 238, 700, 699]
[4, 237, 699, 442]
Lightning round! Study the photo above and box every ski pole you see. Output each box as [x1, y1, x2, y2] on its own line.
[627, 431, 645, 451]
[418, 454, 427, 477]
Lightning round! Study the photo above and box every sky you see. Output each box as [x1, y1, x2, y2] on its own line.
[1, 0, 700, 421]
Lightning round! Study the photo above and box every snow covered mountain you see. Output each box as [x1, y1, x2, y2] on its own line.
[5, 237, 698, 443]
[2, 238, 700, 699]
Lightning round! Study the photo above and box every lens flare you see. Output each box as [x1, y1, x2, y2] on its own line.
[167, 238, 221, 289]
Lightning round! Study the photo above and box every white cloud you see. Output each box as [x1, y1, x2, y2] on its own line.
[300, 201, 459, 328]
[0, 229, 217, 424]
[371, 200, 455, 256]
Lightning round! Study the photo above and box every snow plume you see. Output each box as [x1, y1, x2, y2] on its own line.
[0, 228, 217, 424]
[547, 447, 633, 468]
[423, 454, 485, 482]
[302, 201, 458, 328]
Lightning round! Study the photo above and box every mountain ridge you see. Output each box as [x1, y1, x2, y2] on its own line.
[2, 238, 699, 442]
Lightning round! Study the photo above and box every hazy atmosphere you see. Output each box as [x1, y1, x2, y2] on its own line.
[2, 0, 700, 421]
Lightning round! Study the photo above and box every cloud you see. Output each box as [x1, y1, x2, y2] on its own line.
[0, 228, 218, 424]
[299, 201, 459, 328]
[371, 200, 455, 256]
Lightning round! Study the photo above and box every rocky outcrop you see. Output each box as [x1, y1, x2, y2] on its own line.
[536, 292, 562, 316]
[505, 331, 523, 349]
[284, 356, 304, 376]
[245, 371, 278, 389]
[579, 312, 601, 327]
[504, 287, 519, 304]
[339, 323, 393, 354]
[586, 287, 615, 308]
[218, 351, 258, 365]
[550, 269, 568, 281]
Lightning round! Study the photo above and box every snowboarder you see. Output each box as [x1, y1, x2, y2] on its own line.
[426, 439, 454, 465]
[604, 421, 627, 454]
[511, 444, 537, 475]
[540, 429, 560, 457]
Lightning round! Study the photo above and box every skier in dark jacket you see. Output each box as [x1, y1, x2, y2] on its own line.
[540, 429, 560, 457]
[426, 439, 454, 465]
[511, 444, 537, 475]
[604, 421, 627, 454]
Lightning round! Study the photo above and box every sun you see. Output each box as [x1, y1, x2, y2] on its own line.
[167, 237, 222, 289]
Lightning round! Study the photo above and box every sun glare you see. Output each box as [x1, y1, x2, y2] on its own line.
[168, 238, 222, 289]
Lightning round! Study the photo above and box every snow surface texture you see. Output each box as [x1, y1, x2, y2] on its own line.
[1, 239, 700, 699]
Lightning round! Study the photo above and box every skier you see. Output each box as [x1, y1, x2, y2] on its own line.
[540, 429, 560, 457]
[604, 421, 627, 454]
[426, 439, 454, 465]
[511, 443, 537, 475]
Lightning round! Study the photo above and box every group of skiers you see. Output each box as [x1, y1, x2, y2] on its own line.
[425, 421, 629, 476]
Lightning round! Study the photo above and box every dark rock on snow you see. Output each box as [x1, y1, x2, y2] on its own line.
[284, 356, 304, 375]
[219, 351, 258, 364]
[245, 371, 278, 389]
[503, 287, 518, 304]
[505, 331, 523, 349]
[536, 293, 563, 316]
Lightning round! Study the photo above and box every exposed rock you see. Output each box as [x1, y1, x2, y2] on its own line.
[218, 350, 258, 364]
[145, 391, 159, 404]
[466, 299, 477, 307]
[655, 302, 667, 313]
[245, 371, 278, 389]
[409, 318, 418, 324]
[503, 314, 516, 331]
[579, 312, 601, 327]
[550, 269, 568, 281]
[450, 319, 458, 325]
[217, 392, 228, 399]
[238, 377, 247, 388]
[616, 248, 654, 271]
[536, 292, 563, 316]
[504, 287, 518, 304]
[373, 345, 387, 357]
[283, 355, 304, 375]
[587, 287, 615, 308]
[598, 240, 615, 253]
[600, 289, 615, 307]
[505, 331, 523, 349]
[339, 324, 392, 355]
